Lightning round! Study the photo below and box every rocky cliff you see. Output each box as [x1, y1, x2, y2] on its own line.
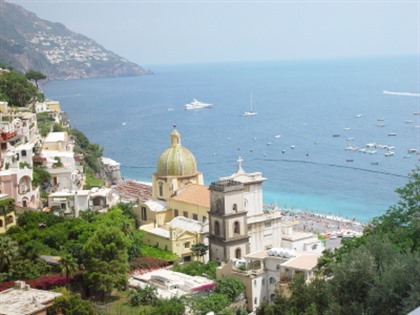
[0, 0, 151, 80]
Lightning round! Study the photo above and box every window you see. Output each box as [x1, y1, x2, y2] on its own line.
[270, 294, 276, 302]
[159, 182, 163, 197]
[269, 277, 276, 284]
[254, 297, 258, 305]
[262, 278, 265, 285]
[21, 150, 27, 157]
[183, 211, 188, 218]
[193, 213, 198, 220]
[234, 221, 240, 234]
[235, 248, 241, 259]
[184, 242, 190, 248]
[214, 221, 220, 236]
[264, 222, 271, 228]
[141, 206, 147, 221]
[276, 264, 280, 270]
[6, 215, 14, 225]
[0, 219, 3, 227]
[174, 209, 179, 217]
[232, 203, 237, 212]
[202, 215, 207, 222]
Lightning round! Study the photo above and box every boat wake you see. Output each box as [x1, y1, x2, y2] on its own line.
[383, 90, 420, 97]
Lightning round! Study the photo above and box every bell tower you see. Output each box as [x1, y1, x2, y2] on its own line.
[208, 179, 250, 262]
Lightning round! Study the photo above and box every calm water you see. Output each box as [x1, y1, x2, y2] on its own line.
[43, 56, 420, 222]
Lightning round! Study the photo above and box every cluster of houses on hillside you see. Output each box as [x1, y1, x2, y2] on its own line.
[0, 99, 327, 313]
[0, 99, 121, 233]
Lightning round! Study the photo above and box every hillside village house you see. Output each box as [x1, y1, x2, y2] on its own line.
[41, 131, 83, 191]
[0, 280, 62, 315]
[47, 187, 120, 217]
[0, 194, 16, 234]
[0, 102, 40, 209]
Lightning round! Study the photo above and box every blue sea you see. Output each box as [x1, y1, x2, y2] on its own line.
[42, 56, 420, 223]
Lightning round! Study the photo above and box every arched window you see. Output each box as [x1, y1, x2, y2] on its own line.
[276, 264, 280, 270]
[270, 294, 276, 302]
[6, 215, 14, 225]
[269, 277, 276, 284]
[254, 297, 258, 305]
[232, 203, 237, 212]
[214, 221, 220, 236]
[159, 182, 163, 197]
[0, 219, 3, 227]
[235, 248, 241, 259]
[233, 221, 240, 234]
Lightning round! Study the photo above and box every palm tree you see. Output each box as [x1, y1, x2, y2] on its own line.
[60, 253, 78, 285]
[0, 235, 19, 273]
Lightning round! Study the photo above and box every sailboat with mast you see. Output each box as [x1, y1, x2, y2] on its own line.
[242, 93, 258, 116]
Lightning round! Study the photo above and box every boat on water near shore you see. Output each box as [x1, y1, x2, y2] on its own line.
[185, 99, 213, 110]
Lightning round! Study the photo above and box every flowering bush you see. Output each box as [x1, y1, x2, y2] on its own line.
[0, 274, 80, 292]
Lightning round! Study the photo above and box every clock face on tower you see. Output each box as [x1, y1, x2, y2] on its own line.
[244, 198, 248, 209]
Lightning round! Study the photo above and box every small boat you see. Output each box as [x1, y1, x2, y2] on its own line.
[405, 120, 414, 124]
[388, 132, 397, 136]
[242, 93, 257, 116]
[377, 123, 385, 127]
[122, 122, 127, 126]
[185, 99, 213, 110]
[332, 134, 340, 137]
[371, 162, 379, 165]
[346, 159, 354, 162]
[346, 137, 354, 141]
[343, 127, 351, 131]
[355, 114, 363, 118]
[274, 134, 282, 139]
[385, 151, 395, 157]
[345, 145, 358, 151]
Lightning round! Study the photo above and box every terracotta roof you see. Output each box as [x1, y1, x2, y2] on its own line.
[113, 180, 152, 202]
[170, 184, 209, 207]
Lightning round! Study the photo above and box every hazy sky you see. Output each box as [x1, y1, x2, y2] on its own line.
[7, 0, 420, 66]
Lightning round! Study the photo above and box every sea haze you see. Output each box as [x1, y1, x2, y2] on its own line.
[43, 56, 419, 222]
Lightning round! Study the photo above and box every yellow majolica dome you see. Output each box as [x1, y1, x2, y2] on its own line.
[157, 129, 198, 176]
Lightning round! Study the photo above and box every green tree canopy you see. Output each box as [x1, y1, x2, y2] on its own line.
[50, 289, 94, 315]
[83, 226, 129, 300]
[0, 235, 19, 273]
[25, 70, 47, 90]
[215, 276, 245, 302]
[0, 70, 43, 106]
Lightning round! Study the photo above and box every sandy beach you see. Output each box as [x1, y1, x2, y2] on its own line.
[279, 208, 366, 237]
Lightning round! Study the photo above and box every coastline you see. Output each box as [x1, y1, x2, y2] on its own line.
[115, 176, 366, 237]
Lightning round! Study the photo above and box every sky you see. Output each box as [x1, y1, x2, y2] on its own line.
[6, 0, 420, 66]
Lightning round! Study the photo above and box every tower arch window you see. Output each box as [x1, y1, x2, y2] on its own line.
[158, 182, 163, 197]
[214, 221, 220, 236]
[233, 221, 240, 234]
[235, 248, 241, 259]
[269, 277, 276, 284]
[232, 203, 238, 212]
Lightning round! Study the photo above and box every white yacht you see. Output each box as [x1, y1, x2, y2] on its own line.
[184, 99, 213, 110]
[242, 93, 257, 116]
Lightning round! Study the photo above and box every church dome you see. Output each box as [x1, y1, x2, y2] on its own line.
[157, 129, 198, 176]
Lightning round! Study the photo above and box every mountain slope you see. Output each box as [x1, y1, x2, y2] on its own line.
[0, 0, 151, 80]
